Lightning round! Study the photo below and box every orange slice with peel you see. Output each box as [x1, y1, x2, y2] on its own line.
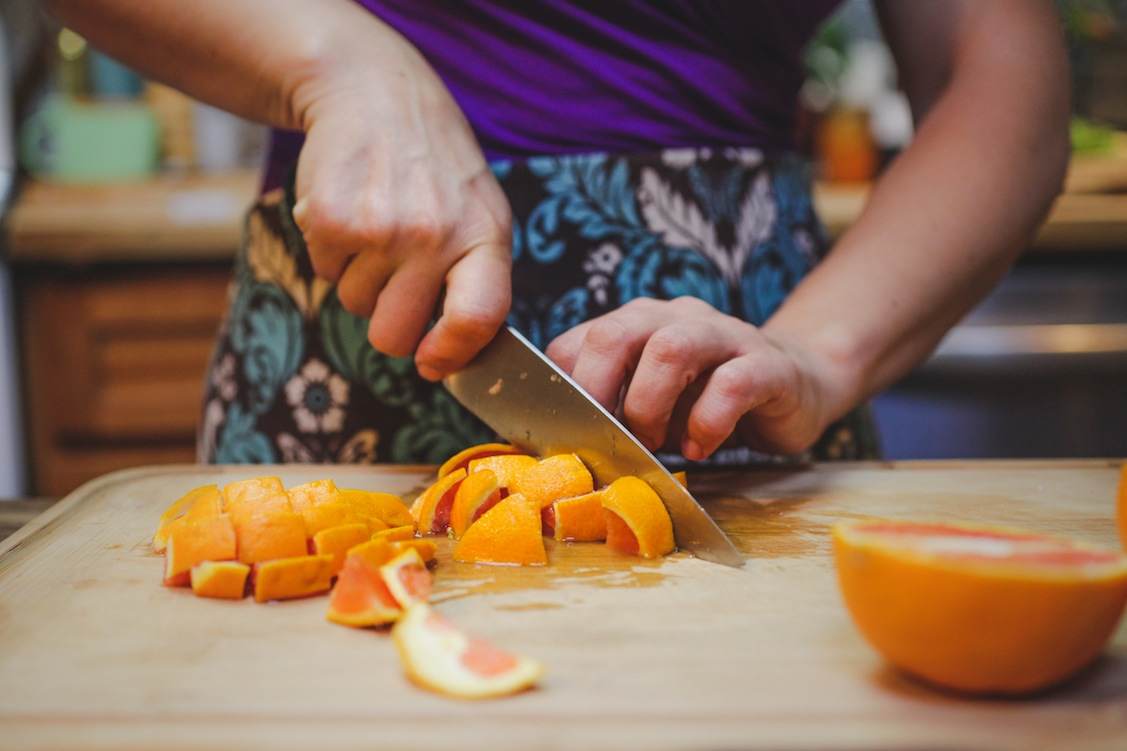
[190, 560, 250, 600]
[392, 603, 544, 699]
[299, 501, 360, 539]
[340, 488, 414, 530]
[153, 485, 222, 553]
[234, 510, 308, 565]
[411, 468, 466, 535]
[438, 442, 523, 478]
[287, 479, 340, 514]
[373, 524, 416, 544]
[1117, 463, 1127, 552]
[543, 490, 607, 542]
[327, 555, 402, 628]
[163, 514, 237, 586]
[510, 454, 593, 508]
[380, 547, 433, 608]
[601, 476, 674, 558]
[253, 554, 335, 603]
[468, 454, 537, 489]
[222, 476, 286, 511]
[454, 493, 547, 566]
[393, 539, 438, 565]
[313, 523, 371, 574]
[346, 537, 397, 570]
[450, 469, 503, 539]
[833, 519, 1127, 695]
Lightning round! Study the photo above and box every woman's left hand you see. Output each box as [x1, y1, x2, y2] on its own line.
[546, 297, 838, 460]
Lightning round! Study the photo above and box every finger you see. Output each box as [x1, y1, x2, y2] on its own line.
[336, 250, 394, 319]
[683, 352, 785, 460]
[367, 264, 443, 359]
[415, 244, 512, 380]
[622, 324, 737, 451]
[568, 301, 667, 409]
[545, 320, 595, 374]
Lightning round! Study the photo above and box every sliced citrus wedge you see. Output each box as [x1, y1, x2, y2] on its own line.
[450, 469, 503, 539]
[253, 554, 335, 603]
[438, 443, 523, 478]
[510, 454, 594, 508]
[339, 488, 414, 530]
[326, 555, 401, 628]
[373, 524, 416, 544]
[190, 560, 250, 600]
[380, 547, 433, 608]
[454, 493, 547, 566]
[468, 454, 537, 489]
[392, 603, 544, 700]
[601, 476, 674, 559]
[233, 510, 308, 566]
[346, 538, 397, 570]
[393, 539, 438, 565]
[153, 485, 222, 553]
[411, 468, 466, 535]
[543, 490, 607, 542]
[164, 514, 237, 587]
[833, 519, 1127, 695]
[313, 523, 372, 574]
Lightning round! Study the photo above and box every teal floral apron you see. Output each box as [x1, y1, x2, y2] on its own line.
[198, 148, 879, 465]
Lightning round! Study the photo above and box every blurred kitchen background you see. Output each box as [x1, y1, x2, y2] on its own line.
[0, 0, 1125, 498]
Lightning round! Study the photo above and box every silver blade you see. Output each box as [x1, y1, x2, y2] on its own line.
[443, 326, 743, 567]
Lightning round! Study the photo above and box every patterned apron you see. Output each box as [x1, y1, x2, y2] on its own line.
[198, 148, 879, 466]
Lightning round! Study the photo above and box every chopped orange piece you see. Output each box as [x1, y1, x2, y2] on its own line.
[222, 476, 286, 511]
[299, 501, 359, 539]
[454, 493, 547, 566]
[327, 555, 401, 627]
[153, 485, 222, 553]
[190, 561, 250, 600]
[313, 523, 372, 574]
[510, 454, 593, 508]
[373, 525, 416, 543]
[253, 554, 335, 602]
[450, 469, 502, 539]
[543, 490, 607, 542]
[411, 468, 466, 535]
[438, 443, 524, 478]
[234, 510, 308, 565]
[1117, 463, 1127, 552]
[393, 539, 438, 565]
[673, 470, 688, 488]
[346, 538, 397, 569]
[381, 548, 433, 607]
[287, 479, 341, 515]
[340, 488, 414, 530]
[164, 515, 237, 586]
[392, 603, 544, 699]
[468, 454, 537, 489]
[601, 476, 675, 559]
[834, 519, 1127, 694]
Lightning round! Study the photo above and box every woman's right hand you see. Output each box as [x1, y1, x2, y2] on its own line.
[289, 35, 512, 381]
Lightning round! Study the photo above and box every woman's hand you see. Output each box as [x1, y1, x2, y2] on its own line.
[290, 34, 512, 382]
[546, 297, 846, 460]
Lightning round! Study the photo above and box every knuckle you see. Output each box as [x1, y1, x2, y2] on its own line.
[584, 317, 630, 353]
[398, 210, 449, 249]
[646, 328, 694, 369]
[710, 363, 751, 403]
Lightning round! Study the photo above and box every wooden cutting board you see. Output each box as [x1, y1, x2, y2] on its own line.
[2, 461, 1126, 751]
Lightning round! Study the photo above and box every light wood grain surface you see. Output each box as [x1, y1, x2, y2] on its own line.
[1, 461, 1125, 751]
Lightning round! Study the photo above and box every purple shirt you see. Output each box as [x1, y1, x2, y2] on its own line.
[264, 0, 839, 189]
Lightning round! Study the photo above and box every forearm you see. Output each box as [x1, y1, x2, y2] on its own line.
[764, 1, 1069, 426]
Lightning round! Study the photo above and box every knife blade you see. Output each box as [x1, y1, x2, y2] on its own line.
[443, 326, 744, 567]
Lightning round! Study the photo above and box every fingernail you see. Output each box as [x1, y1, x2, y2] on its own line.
[683, 439, 703, 461]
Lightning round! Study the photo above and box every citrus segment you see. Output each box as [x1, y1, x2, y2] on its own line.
[392, 603, 545, 699]
[233, 510, 308, 565]
[326, 555, 402, 628]
[380, 548, 433, 608]
[253, 554, 335, 602]
[153, 485, 222, 553]
[190, 560, 250, 599]
[454, 493, 547, 566]
[438, 443, 523, 478]
[450, 469, 502, 539]
[510, 454, 593, 508]
[164, 515, 237, 586]
[313, 523, 372, 574]
[373, 525, 416, 544]
[339, 488, 414, 530]
[833, 519, 1127, 695]
[468, 454, 537, 488]
[393, 539, 438, 565]
[601, 476, 674, 558]
[411, 468, 466, 535]
[545, 491, 607, 542]
[346, 538, 397, 570]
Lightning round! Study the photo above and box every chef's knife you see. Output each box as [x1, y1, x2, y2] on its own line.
[443, 326, 744, 567]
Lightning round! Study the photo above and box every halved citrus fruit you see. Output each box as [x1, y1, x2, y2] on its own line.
[510, 454, 593, 508]
[339, 488, 414, 530]
[326, 555, 401, 628]
[543, 490, 607, 542]
[153, 484, 222, 553]
[380, 548, 433, 608]
[233, 510, 308, 565]
[454, 493, 547, 566]
[392, 603, 545, 700]
[411, 468, 466, 535]
[450, 469, 503, 539]
[346, 538, 397, 570]
[393, 539, 438, 565]
[372, 524, 416, 544]
[833, 519, 1127, 695]
[253, 553, 335, 603]
[190, 560, 250, 600]
[468, 454, 537, 489]
[601, 476, 675, 559]
[313, 522, 371, 574]
[164, 514, 237, 587]
[438, 443, 523, 478]
[1117, 463, 1127, 552]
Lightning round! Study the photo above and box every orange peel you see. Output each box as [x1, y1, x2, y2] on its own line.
[411, 468, 466, 535]
[510, 454, 593, 508]
[253, 553, 335, 603]
[340, 488, 414, 530]
[393, 539, 438, 565]
[190, 560, 250, 600]
[454, 493, 547, 566]
[543, 490, 607, 542]
[601, 476, 674, 559]
[380, 547, 433, 608]
[153, 485, 222, 553]
[233, 510, 308, 565]
[346, 537, 397, 569]
[438, 442, 523, 478]
[326, 555, 401, 628]
[373, 524, 416, 544]
[163, 514, 237, 587]
[468, 454, 537, 489]
[450, 469, 502, 539]
[313, 523, 372, 574]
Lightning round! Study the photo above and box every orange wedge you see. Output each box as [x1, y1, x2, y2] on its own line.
[454, 493, 547, 566]
[468, 454, 537, 489]
[190, 560, 250, 600]
[393, 539, 438, 565]
[438, 442, 524, 478]
[222, 476, 286, 511]
[450, 469, 503, 539]
[1117, 463, 1127, 552]
[313, 523, 372, 574]
[326, 555, 401, 627]
[163, 514, 237, 586]
[299, 501, 360, 539]
[543, 490, 607, 542]
[234, 510, 308, 565]
[834, 519, 1127, 695]
[373, 524, 416, 544]
[381, 548, 433, 608]
[346, 538, 397, 569]
[153, 485, 222, 553]
[253, 553, 335, 603]
[392, 603, 544, 699]
[601, 476, 675, 558]
[287, 479, 340, 513]
[340, 488, 414, 530]
[411, 468, 466, 535]
[510, 454, 593, 508]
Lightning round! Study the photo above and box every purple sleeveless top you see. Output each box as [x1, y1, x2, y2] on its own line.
[264, 0, 840, 190]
